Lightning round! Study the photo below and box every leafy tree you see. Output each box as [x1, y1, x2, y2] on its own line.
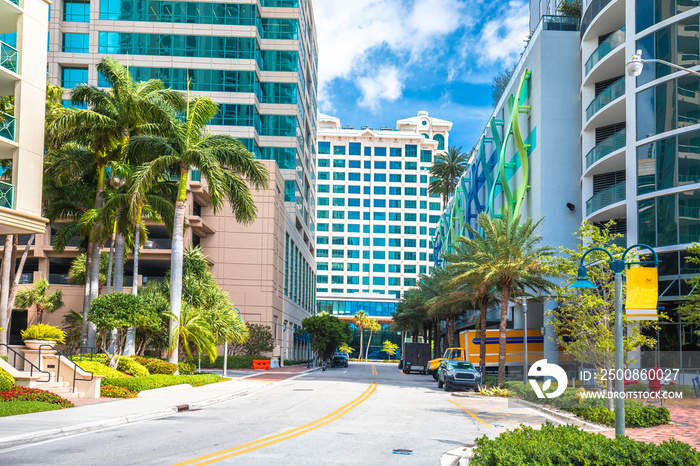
[353, 311, 369, 360]
[230, 324, 274, 356]
[127, 95, 269, 364]
[382, 340, 399, 360]
[68, 252, 111, 289]
[15, 279, 64, 325]
[428, 146, 469, 207]
[545, 222, 658, 410]
[453, 209, 556, 387]
[557, 0, 582, 16]
[678, 243, 700, 327]
[491, 65, 516, 108]
[392, 292, 431, 340]
[61, 310, 84, 348]
[364, 318, 381, 361]
[302, 313, 352, 361]
[89, 292, 159, 367]
[338, 343, 354, 355]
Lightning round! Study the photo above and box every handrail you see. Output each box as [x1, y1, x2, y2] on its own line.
[38, 343, 94, 394]
[0, 344, 51, 382]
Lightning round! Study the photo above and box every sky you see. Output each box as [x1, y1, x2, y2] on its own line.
[310, 0, 531, 152]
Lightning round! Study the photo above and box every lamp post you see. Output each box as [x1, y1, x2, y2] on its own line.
[570, 244, 659, 437]
[516, 297, 529, 383]
[626, 50, 700, 78]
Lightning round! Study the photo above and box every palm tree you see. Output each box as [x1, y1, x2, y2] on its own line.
[428, 146, 469, 207]
[15, 279, 64, 324]
[453, 209, 556, 387]
[46, 57, 184, 347]
[364, 318, 381, 361]
[353, 311, 369, 360]
[127, 95, 268, 365]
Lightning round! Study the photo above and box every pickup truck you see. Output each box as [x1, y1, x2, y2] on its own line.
[331, 352, 349, 368]
[427, 347, 465, 380]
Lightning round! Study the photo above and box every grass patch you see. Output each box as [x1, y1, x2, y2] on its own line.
[102, 373, 225, 392]
[0, 401, 65, 417]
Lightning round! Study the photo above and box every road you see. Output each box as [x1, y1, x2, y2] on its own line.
[0, 362, 555, 465]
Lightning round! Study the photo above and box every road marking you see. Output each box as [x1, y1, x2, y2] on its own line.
[450, 400, 493, 428]
[371, 364, 377, 375]
[174, 382, 378, 465]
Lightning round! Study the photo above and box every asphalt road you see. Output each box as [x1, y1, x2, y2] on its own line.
[0, 362, 555, 465]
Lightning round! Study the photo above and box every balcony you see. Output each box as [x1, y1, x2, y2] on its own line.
[585, 128, 626, 168]
[586, 77, 625, 120]
[541, 15, 580, 31]
[586, 181, 625, 216]
[0, 180, 13, 208]
[0, 41, 18, 74]
[0, 111, 15, 141]
[585, 27, 625, 75]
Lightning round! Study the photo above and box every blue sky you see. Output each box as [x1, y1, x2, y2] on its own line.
[312, 0, 531, 152]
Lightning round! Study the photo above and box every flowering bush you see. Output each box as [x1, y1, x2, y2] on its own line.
[75, 360, 129, 379]
[0, 367, 15, 385]
[101, 384, 138, 398]
[21, 323, 67, 343]
[0, 386, 73, 408]
[117, 357, 150, 377]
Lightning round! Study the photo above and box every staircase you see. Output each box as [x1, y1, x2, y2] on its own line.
[34, 355, 85, 399]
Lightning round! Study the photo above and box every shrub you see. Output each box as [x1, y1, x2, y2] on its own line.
[0, 401, 64, 417]
[197, 355, 270, 369]
[72, 353, 109, 364]
[178, 362, 196, 375]
[0, 367, 15, 385]
[75, 360, 129, 379]
[0, 376, 12, 391]
[144, 359, 178, 375]
[625, 381, 647, 392]
[21, 323, 66, 343]
[481, 376, 499, 387]
[0, 386, 74, 408]
[118, 357, 150, 377]
[101, 384, 138, 398]
[470, 423, 700, 465]
[103, 374, 224, 392]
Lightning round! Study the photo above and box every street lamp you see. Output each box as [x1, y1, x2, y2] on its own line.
[516, 297, 529, 383]
[570, 244, 659, 437]
[626, 50, 700, 78]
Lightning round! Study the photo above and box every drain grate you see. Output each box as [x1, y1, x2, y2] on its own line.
[392, 449, 413, 455]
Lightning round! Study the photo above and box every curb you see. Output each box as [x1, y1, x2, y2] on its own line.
[512, 399, 609, 431]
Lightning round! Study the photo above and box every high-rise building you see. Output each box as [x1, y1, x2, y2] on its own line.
[315, 112, 452, 357]
[11, 0, 319, 360]
[0, 0, 50, 236]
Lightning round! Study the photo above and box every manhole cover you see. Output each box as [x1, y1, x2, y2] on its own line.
[392, 449, 413, 455]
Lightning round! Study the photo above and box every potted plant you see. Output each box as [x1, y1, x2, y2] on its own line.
[21, 323, 67, 350]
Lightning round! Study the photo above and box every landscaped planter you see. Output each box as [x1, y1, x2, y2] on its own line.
[23, 340, 57, 351]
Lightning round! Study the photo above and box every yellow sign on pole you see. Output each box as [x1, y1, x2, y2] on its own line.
[625, 267, 658, 321]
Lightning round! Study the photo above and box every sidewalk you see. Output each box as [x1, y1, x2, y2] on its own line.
[599, 406, 700, 449]
[0, 366, 318, 449]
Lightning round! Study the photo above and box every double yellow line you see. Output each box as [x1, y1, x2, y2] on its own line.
[174, 383, 378, 465]
[371, 364, 377, 375]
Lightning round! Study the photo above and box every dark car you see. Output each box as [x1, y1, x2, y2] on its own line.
[331, 352, 349, 368]
[437, 361, 481, 391]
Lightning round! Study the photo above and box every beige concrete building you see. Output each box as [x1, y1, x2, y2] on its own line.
[0, 0, 50, 235]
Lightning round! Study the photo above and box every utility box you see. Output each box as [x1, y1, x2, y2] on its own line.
[402, 342, 431, 374]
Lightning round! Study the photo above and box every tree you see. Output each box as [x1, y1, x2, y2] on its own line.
[15, 279, 64, 325]
[364, 318, 381, 361]
[557, 0, 582, 16]
[428, 146, 469, 207]
[61, 310, 84, 348]
[127, 95, 269, 365]
[230, 324, 274, 356]
[382, 340, 399, 360]
[454, 209, 556, 387]
[491, 65, 516, 108]
[392, 293, 431, 341]
[353, 311, 369, 360]
[68, 252, 111, 290]
[678, 243, 700, 326]
[338, 343, 354, 355]
[302, 314, 352, 362]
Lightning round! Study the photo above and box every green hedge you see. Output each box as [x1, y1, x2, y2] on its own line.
[102, 374, 224, 392]
[178, 362, 196, 375]
[0, 401, 64, 417]
[470, 423, 700, 465]
[0, 376, 12, 391]
[196, 355, 270, 369]
[506, 382, 670, 428]
[117, 357, 150, 377]
[74, 360, 128, 379]
[0, 367, 16, 385]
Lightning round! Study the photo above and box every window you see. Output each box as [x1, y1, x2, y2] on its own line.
[333, 146, 346, 155]
[404, 265, 416, 273]
[374, 161, 386, 169]
[405, 145, 417, 158]
[318, 172, 330, 180]
[333, 173, 345, 181]
[404, 239, 416, 247]
[390, 174, 402, 183]
[332, 211, 345, 219]
[405, 200, 417, 209]
[375, 147, 386, 156]
[420, 214, 427, 222]
[373, 212, 386, 221]
[389, 264, 401, 273]
[373, 264, 385, 272]
[404, 174, 416, 183]
[389, 225, 402, 234]
[374, 174, 386, 182]
[389, 238, 401, 247]
[389, 212, 401, 221]
[404, 278, 416, 286]
[420, 175, 427, 183]
[317, 223, 329, 231]
[420, 239, 427, 248]
[374, 199, 386, 208]
[373, 239, 386, 247]
[421, 150, 432, 163]
[420, 253, 427, 261]
[64, 0, 90, 22]
[390, 161, 402, 169]
[364, 174, 371, 182]
[349, 173, 361, 181]
[348, 211, 360, 219]
[333, 159, 345, 168]
[317, 210, 329, 218]
[420, 266, 426, 274]
[364, 186, 370, 195]
[318, 141, 331, 154]
[389, 200, 401, 208]
[347, 276, 360, 285]
[364, 147, 372, 156]
[429, 202, 441, 210]
[389, 187, 401, 196]
[331, 262, 344, 270]
[363, 225, 370, 234]
[348, 185, 361, 194]
[373, 277, 385, 285]
[429, 215, 441, 223]
[348, 224, 360, 232]
[317, 236, 329, 244]
[348, 250, 360, 258]
[332, 198, 345, 206]
[332, 249, 344, 258]
[404, 226, 416, 234]
[317, 184, 330, 193]
[318, 197, 329, 205]
[373, 225, 385, 233]
[420, 201, 427, 209]
[390, 147, 402, 157]
[317, 249, 328, 257]
[332, 185, 345, 194]
[347, 237, 360, 245]
[317, 262, 328, 270]
[373, 251, 385, 259]
[332, 224, 344, 232]
[405, 188, 417, 196]
[349, 160, 361, 168]
[404, 213, 416, 222]
[405, 162, 417, 170]
[348, 198, 360, 207]
[317, 275, 328, 283]
[374, 186, 386, 195]
[433, 134, 445, 150]
[61, 67, 88, 88]
[349, 142, 361, 155]
[331, 276, 344, 284]
[347, 263, 360, 271]
[389, 251, 401, 260]
[388, 277, 400, 286]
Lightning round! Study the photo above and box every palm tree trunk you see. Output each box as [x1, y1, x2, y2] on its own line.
[5, 234, 35, 340]
[497, 285, 510, 388]
[113, 231, 125, 293]
[85, 160, 108, 349]
[168, 168, 189, 367]
[358, 328, 363, 361]
[106, 232, 116, 294]
[479, 297, 488, 375]
[124, 207, 143, 356]
[365, 330, 372, 361]
[81, 243, 93, 347]
[0, 235, 14, 354]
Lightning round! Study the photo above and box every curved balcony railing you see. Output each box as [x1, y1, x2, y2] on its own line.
[0, 111, 16, 141]
[586, 77, 625, 120]
[585, 128, 626, 168]
[0, 180, 14, 208]
[0, 41, 18, 74]
[585, 27, 625, 75]
[586, 181, 625, 216]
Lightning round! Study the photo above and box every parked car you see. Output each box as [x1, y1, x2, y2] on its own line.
[331, 352, 349, 368]
[437, 360, 481, 391]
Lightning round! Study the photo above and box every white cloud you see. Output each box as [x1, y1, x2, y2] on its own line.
[312, 0, 469, 112]
[475, 1, 530, 65]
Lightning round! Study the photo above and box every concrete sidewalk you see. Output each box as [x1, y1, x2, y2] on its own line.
[0, 367, 318, 449]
